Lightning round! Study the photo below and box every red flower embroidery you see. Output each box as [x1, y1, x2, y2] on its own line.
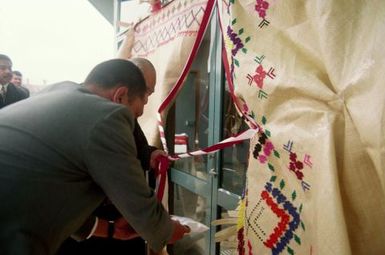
[255, 0, 270, 18]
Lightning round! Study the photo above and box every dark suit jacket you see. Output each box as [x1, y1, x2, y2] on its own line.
[20, 85, 30, 97]
[0, 83, 28, 109]
[57, 121, 158, 255]
[0, 82, 172, 255]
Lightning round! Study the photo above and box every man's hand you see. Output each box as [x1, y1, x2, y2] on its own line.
[150, 149, 168, 169]
[168, 219, 191, 244]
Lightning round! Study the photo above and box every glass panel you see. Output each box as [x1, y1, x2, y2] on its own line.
[173, 28, 211, 180]
[172, 184, 209, 255]
[217, 207, 238, 255]
[220, 88, 249, 195]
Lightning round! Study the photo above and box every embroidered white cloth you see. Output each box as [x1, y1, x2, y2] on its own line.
[219, 0, 385, 254]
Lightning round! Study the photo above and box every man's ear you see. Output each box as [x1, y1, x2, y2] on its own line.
[112, 86, 128, 103]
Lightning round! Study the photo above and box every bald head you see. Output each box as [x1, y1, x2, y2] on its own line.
[130, 58, 156, 95]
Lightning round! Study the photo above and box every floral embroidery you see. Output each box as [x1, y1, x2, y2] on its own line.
[246, 55, 276, 100]
[283, 141, 312, 191]
[227, 26, 244, 57]
[255, 0, 271, 28]
[225, 21, 251, 80]
[288, 152, 304, 180]
[255, 0, 269, 19]
[247, 64, 266, 89]
[251, 116, 280, 169]
[253, 132, 275, 164]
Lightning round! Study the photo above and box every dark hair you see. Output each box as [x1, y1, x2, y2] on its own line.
[84, 59, 146, 100]
[0, 54, 12, 63]
[12, 70, 22, 76]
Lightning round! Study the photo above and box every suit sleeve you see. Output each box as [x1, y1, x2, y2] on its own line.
[134, 120, 157, 171]
[70, 216, 97, 241]
[84, 107, 173, 252]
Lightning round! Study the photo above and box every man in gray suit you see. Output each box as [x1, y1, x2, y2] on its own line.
[58, 58, 169, 255]
[0, 59, 189, 255]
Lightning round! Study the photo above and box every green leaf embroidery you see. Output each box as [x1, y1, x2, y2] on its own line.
[287, 246, 294, 255]
[274, 150, 280, 158]
[239, 28, 244, 35]
[301, 221, 306, 231]
[261, 116, 267, 124]
[292, 191, 296, 201]
[268, 163, 275, 172]
[232, 19, 237, 25]
[265, 129, 271, 137]
[245, 36, 251, 43]
[279, 179, 285, 189]
[294, 234, 301, 245]
[270, 175, 277, 182]
[234, 59, 239, 67]
[242, 48, 247, 54]
[299, 204, 303, 213]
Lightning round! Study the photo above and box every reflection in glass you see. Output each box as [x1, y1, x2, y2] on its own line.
[220, 88, 249, 196]
[173, 36, 211, 180]
[172, 184, 208, 255]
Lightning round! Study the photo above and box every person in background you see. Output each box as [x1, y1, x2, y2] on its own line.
[57, 58, 166, 255]
[0, 54, 28, 109]
[11, 70, 30, 97]
[0, 58, 190, 255]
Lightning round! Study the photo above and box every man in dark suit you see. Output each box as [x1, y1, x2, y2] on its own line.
[0, 59, 189, 255]
[11, 70, 30, 97]
[57, 58, 166, 255]
[0, 54, 29, 109]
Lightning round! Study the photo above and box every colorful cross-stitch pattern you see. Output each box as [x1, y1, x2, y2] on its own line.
[245, 179, 304, 255]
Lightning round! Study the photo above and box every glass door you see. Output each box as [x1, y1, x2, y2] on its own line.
[169, 10, 248, 255]
[113, 1, 248, 254]
[170, 20, 216, 253]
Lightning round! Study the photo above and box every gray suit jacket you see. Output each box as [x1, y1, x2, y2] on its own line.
[0, 82, 172, 255]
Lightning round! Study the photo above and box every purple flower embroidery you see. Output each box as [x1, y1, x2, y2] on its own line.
[227, 26, 244, 57]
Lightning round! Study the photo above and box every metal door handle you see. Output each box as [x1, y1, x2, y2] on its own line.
[209, 168, 217, 176]
[208, 153, 217, 176]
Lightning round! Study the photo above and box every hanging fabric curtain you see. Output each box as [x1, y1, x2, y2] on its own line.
[117, 0, 215, 148]
[116, 2, 216, 246]
[218, 0, 385, 254]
